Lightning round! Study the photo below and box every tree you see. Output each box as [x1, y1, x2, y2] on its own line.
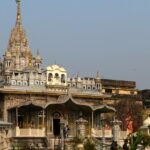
[115, 99, 143, 132]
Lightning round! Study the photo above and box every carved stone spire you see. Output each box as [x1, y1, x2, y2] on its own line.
[16, 0, 22, 26]
[8, 0, 29, 49]
[4, 0, 33, 70]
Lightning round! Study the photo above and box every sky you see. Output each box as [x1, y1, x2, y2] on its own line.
[0, 0, 150, 89]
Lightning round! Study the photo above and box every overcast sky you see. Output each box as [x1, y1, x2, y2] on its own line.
[0, 0, 150, 89]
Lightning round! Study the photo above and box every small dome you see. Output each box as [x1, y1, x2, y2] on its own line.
[47, 64, 66, 72]
[143, 116, 150, 126]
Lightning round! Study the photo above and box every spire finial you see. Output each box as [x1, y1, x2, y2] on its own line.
[16, 0, 22, 25]
[96, 71, 100, 79]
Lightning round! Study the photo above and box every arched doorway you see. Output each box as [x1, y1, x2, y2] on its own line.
[52, 111, 61, 136]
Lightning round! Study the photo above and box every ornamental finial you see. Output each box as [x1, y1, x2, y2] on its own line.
[16, 0, 22, 25]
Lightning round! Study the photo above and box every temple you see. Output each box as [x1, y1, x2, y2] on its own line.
[0, 1, 143, 150]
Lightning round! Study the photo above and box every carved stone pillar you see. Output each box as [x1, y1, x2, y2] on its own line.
[76, 118, 88, 138]
[111, 119, 122, 143]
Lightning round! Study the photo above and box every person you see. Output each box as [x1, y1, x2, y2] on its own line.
[63, 125, 70, 138]
[123, 139, 129, 150]
[111, 141, 115, 150]
[114, 141, 118, 150]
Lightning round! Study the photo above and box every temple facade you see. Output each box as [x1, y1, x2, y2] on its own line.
[0, 1, 142, 150]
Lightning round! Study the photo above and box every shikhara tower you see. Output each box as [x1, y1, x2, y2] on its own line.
[1, 0, 43, 86]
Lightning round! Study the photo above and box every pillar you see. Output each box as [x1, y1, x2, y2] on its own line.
[76, 118, 88, 138]
[111, 119, 122, 143]
[16, 107, 18, 127]
[42, 109, 45, 128]
[91, 111, 94, 128]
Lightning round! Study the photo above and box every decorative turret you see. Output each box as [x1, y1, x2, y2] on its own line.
[76, 72, 82, 88]
[34, 49, 42, 69]
[95, 72, 101, 90]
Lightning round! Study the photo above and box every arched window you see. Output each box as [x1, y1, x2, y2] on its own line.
[35, 81, 39, 85]
[37, 64, 40, 69]
[17, 82, 21, 86]
[48, 73, 53, 81]
[55, 73, 59, 79]
[61, 74, 65, 83]
[83, 86, 86, 89]
[88, 86, 91, 90]
[96, 83, 100, 89]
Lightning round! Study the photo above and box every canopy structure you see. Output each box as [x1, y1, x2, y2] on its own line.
[45, 95, 116, 113]
[93, 104, 116, 113]
[7, 94, 116, 113]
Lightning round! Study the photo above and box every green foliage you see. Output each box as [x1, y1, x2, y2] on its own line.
[73, 136, 83, 144]
[12, 142, 36, 150]
[73, 136, 83, 150]
[73, 136, 97, 150]
[127, 132, 150, 150]
[83, 138, 96, 150]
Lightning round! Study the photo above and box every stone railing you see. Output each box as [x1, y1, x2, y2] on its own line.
[91, 128, 128, 140]
[14, 127, 45, 137]
[91, 128, 112, 138]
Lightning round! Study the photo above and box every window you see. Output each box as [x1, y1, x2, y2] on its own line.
[37, 64, 40, 68]
[61, 74, 65, 83]
[23, 82, 27, 86]
[130, 91, 134, 95]
[105, 89, 112, 94]
[96, 84, 100, 89]
[55, 73, 59, 79]
[88, 86, 91, 90]
[83, 86, 86, 89]
[35, 81, 39, 85]
[93, 87, 96, 90]
[17, 82, 21, 86]
[48, 73, 53, 81]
